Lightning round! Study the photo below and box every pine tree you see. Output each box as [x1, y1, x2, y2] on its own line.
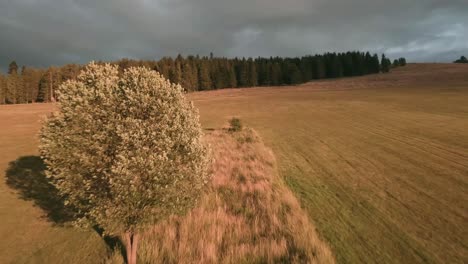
[18, 66, 31, 103]
[37, 68, 58, 102]
[300, 57, 313, 82]
[60, 64, 81, 83]
[180, 55, 200, 91]
[191, 57, 200, 90]
[342, 53, 354, 76]
[352, 52, 364, 76]
[314, 56, 326, 79]
[270, 62, 282, 86]
[454, 56, 467, 63]
[398, 58, 407, 66]
[236, 58, 249, 87]
[198, 59, 212, 90]
[0, 74, 5, 104]
[6, 74, 18, 104]
[169, 60, 182, 85]
[156, 57, 173, 81]
[363, 52, 372, 74]
[213, 60, 225, 89]
[8, 61, 19, 75]
[227, 61, 237, 88]
[333, 53, 342, 78]
[381, 54, 391, 73]
[288, 62, 302, 85]
[247, 58, 258, 87]
[372, 54, 380, 73]
[15, 74, 26, 103]
[256, 59, 268, 86]
[180, 60, 193, 91]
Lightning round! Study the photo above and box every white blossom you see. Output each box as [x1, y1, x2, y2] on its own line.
[40, 62, 210, 235]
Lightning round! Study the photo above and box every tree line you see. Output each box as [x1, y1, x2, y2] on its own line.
[454, 56, 467, 63]
[0, 52, 406, 104]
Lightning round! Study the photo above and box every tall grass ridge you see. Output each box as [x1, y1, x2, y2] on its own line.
[125, 129, 334, 263]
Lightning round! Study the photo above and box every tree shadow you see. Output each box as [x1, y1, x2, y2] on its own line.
[94, 226, 127, 261]
[5, 155, 126, 256]
[5, 155, 75, 224]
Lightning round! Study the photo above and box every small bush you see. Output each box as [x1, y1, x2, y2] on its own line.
[237, 130, 256, 144]
[229, 117, 242, 132]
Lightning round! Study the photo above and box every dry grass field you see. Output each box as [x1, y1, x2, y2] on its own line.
[193, 63, 468, 263]
[132, 129, 333, 263]
[0, 104, 109, 263]
[1, 63, 467, 263]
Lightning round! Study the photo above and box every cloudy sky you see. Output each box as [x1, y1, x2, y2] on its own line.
[1, 0, 467, 70]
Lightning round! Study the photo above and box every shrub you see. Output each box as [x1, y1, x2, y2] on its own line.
[229, 117, 242, 132]
[454, 56, 468, 63]
[39, 62, 210, 264]
[398, 57, 407, 66]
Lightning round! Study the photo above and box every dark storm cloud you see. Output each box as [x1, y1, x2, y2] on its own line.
[1, 0, 467, 70]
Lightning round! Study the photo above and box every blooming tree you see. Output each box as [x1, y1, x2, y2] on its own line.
[40, 62, 210, 264]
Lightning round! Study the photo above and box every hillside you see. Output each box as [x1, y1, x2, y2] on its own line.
[0, 63, 467, 263]
[192, 63, 468, 263]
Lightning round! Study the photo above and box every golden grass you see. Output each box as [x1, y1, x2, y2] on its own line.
[1, 63, 467, 263]
[0, 104, 108, 263]
[134, 129, 334, 263]
[190, 64, 468, 263]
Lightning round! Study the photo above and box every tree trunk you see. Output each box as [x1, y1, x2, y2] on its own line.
[49, 71, 55, 102]
[124, 232, 139, 264]
[131, 233, 139, 264]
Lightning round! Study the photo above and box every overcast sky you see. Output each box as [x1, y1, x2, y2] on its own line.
[1, 0, 467, 71]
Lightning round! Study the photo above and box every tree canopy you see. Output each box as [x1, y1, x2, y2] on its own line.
[39, 62, 210, 264]
[454, 56, 468, 63]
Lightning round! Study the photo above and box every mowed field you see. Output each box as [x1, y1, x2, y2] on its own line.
[1, 64, 467, 263]
[195, 64, 468, 263]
